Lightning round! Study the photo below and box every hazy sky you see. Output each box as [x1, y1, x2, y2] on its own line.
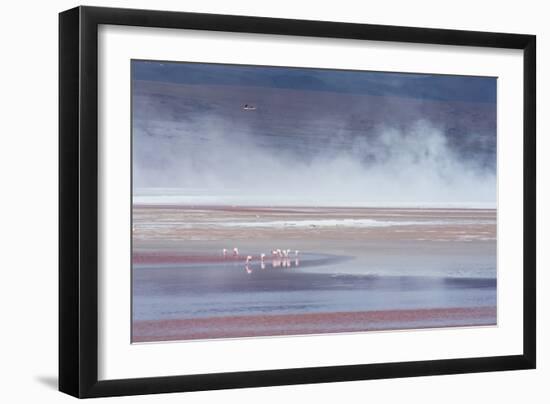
[132, 60, 496, 207]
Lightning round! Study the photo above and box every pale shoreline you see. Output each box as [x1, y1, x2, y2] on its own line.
[132, 205, 496, 245]
[132, 306, 497, 343]
[133, 202, 497, 210]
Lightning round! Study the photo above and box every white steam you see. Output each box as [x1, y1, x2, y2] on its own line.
[133, 117, 496, 208]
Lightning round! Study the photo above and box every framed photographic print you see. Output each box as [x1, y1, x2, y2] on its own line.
[59, 6, 536, 398]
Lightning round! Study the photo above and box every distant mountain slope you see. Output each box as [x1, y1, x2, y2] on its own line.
[133, 79, 496, 169]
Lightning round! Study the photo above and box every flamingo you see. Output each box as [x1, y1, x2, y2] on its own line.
[245, 255, 253, 274]
[233, 247, 239, 257]
[222, 248, 227, 258]
[260, 253, 266, 261]
[295, 250, 299, 257]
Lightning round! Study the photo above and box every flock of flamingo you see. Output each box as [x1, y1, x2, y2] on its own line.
[222, 247, 300, 274]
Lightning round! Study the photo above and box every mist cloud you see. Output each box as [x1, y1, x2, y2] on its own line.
[132, 111, 496, 207]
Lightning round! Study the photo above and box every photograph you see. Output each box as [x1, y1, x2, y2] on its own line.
[52, 2, 538, 399]
[131, 60, 498, 343]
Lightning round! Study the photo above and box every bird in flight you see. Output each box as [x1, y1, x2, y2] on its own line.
[242, 104, 257, 111]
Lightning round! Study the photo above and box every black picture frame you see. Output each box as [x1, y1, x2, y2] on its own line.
[59, 5, 536, 398]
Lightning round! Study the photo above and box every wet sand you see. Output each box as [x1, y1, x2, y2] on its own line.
[133, 306, 496, 342]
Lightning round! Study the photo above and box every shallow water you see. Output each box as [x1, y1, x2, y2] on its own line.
[133, 254, 496, 321]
